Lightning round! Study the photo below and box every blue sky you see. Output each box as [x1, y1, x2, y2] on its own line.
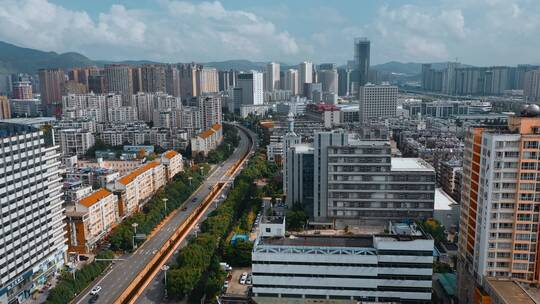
[0, 0, 539, 65]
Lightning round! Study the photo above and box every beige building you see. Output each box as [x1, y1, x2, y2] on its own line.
[196, 67, 219, 95]
[65, 188, 119, 254]
[0, 95, 11, 119]
[191, 124, 223, 157]
[161, 150, 184, 180]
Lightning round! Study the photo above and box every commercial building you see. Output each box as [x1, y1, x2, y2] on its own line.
[353, 37, 370, 88]
[252, 221, 434, 303]
[337, 67, 351, 96]
[358, 84, 398, 125]
[285, 144, 314, 210]
[458, 109, 540, 303]
[65, 189, 119, 254]
[402, 100, 492, 119]
[0, 123, 66, 304]
[237, 71, 264, 106]
[318, 67, 338, 95]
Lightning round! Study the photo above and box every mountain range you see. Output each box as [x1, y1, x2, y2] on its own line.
[0, 40, 462, 76]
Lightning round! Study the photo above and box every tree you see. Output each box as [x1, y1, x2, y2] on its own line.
[286, 203, 308, 231]
[137, 148, 146, 159]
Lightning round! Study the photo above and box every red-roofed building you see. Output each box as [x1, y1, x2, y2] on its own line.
[305, 103, 342, 128]
[65, 188, 119, 254]
[190, 123, 223, 156]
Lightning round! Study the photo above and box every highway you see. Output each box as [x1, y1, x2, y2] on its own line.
[73, 124, 256, 304]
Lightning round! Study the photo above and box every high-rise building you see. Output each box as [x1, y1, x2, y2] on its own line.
[131, 66, 143, 94]
[298, 61, 313, 96]
[196, 67, 219, 95]
[318, 66, 338, 94]
[337, 67, 351, 96]
[68, 67, 99, 89]
[353, 37, 370, 88]
[179, 63, 201, 100]
[104, 64, 133, 97]
[55, 128, 96, 156]
[266, 62, 280, 91]
[88, 74, 106, 94]
[358, 84, 398, 125]
[11, 81, 33, 99]
[61, 80, 87, 95]
[284, 69, 299, 95]
[285, 144, 314, 209]
[0, 95, 11, 119]
[141, 64, 166, 93]
[38, 68, 65, 116]
[282, 113, 301, 194]
[0, 122, 66, 304]
[524, 69, 540, 102]
[237, 71, 263, 105]
[198, 95, 222, 130]
[458, 110, 540, 302]
[165, 65, 181, 97]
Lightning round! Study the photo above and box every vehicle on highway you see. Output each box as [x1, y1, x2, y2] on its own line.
[181, 206, 187, 211]
[90, 286, 102, 295]
[191, 197, 197, 202]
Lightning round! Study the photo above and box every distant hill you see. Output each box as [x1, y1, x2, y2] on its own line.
[0, 41, 95, 74]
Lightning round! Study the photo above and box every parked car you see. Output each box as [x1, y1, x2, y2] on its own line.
[240, 272, 248, 284]
[223, 281, 229, 290]
[246, 275, 252, 285]
[90, 286, 102, 295]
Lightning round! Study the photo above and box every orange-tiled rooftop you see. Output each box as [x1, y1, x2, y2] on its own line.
[79, 188, 112, 207]
[118, 161, 160, 185]
[163, 150, 179, 159]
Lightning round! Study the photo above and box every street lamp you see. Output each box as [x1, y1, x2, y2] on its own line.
[188, 176, 193, 186]
[132, 222, 139, 250]
[163, 198, 168, 214]
[199, 166, 204, 176]
[162, 265, 170, 298]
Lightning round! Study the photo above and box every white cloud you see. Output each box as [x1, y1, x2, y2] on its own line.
[0, 0, 300, 62]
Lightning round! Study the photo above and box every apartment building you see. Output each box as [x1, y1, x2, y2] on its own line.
[190, 124, 223, 156]
[358, 84, 398, 125]
[109, 161, 165, 217]
[458, 109, 540, 303]
[0, 123, 66, 304]
[252, 221, 434, 303]
[65, 189, 119, 254]
[160, 150, 184, 181]
[54, 128, 95, 157]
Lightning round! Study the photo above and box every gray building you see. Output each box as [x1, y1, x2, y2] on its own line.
[358, 84, 398, 125]
[337, 67, 351, 96]
[285, 144, 314, 212]
[353, 37, 370, 88]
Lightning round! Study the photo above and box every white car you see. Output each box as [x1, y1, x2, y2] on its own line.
[90, 286, 102, 295]
[239, 272, 248, 284]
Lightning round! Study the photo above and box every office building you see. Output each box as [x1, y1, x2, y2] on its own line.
[358, 84, 398, 125]
[9, 98, 41, 117]
[353, 37, 370, 88]
[282, 113, 301, 193]
[0, 123, 66, 304]
[252, 221, 434, 303]
[285, 144, 314, 209]
[88, 74, 106, 94]
[298, 61, 313, 96]
[337, 67, 351, 96]
[11, 81, 32, 99]
[237, 71, 263, 105]
[38, 68, 65, 116]
[458, 109, 540, 303]
[266, 62, 280, 91]
[104, 64, 133, 98]
[0, 96, 11, 119]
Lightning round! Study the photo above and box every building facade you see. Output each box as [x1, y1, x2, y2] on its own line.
[358, 84, 398, 125]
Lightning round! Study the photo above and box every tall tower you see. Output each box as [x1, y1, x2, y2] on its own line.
[298, 61, 313, 96]
[266, 62, 281, 92]
[353, 37, 370, 90]
[282, 112, 301, 194]
[38, 68, 65, 116]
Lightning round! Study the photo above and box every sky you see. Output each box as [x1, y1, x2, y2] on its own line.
[0, 0, 539, 66]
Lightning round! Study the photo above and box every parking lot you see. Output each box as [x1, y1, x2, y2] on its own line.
[224, 267, 251, 295]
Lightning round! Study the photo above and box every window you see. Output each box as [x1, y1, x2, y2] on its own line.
[265, 228, 271, 233]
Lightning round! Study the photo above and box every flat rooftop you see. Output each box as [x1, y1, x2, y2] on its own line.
[0, 117, 56, 126]
[391, 157, 434, 172]
[260, 235, 373, 248]
[435, 188, 458, 211]
[487, 279, 538, 304]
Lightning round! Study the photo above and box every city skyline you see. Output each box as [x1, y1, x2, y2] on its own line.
[0, 0, 539, 66]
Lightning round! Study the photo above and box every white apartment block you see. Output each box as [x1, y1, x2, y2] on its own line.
[191, 124, 223, 157]
[237, 71, 264, 105]
[160, 150, 184, 181]
[252, 222, 434, 303]
[54, 128, 95, 157]
[0, 123, 66, 304]
[266, 62, 281, 91]
[284, 69, 299, 95]
[359, 84, 399, 125]
[107, 106, 138, 123]
[65, 188, 119, 254]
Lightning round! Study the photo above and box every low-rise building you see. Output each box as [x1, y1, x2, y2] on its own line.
[161, 150, 184, 180]
[65, 188, 119, 254]
[191, 123, 223, 156]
